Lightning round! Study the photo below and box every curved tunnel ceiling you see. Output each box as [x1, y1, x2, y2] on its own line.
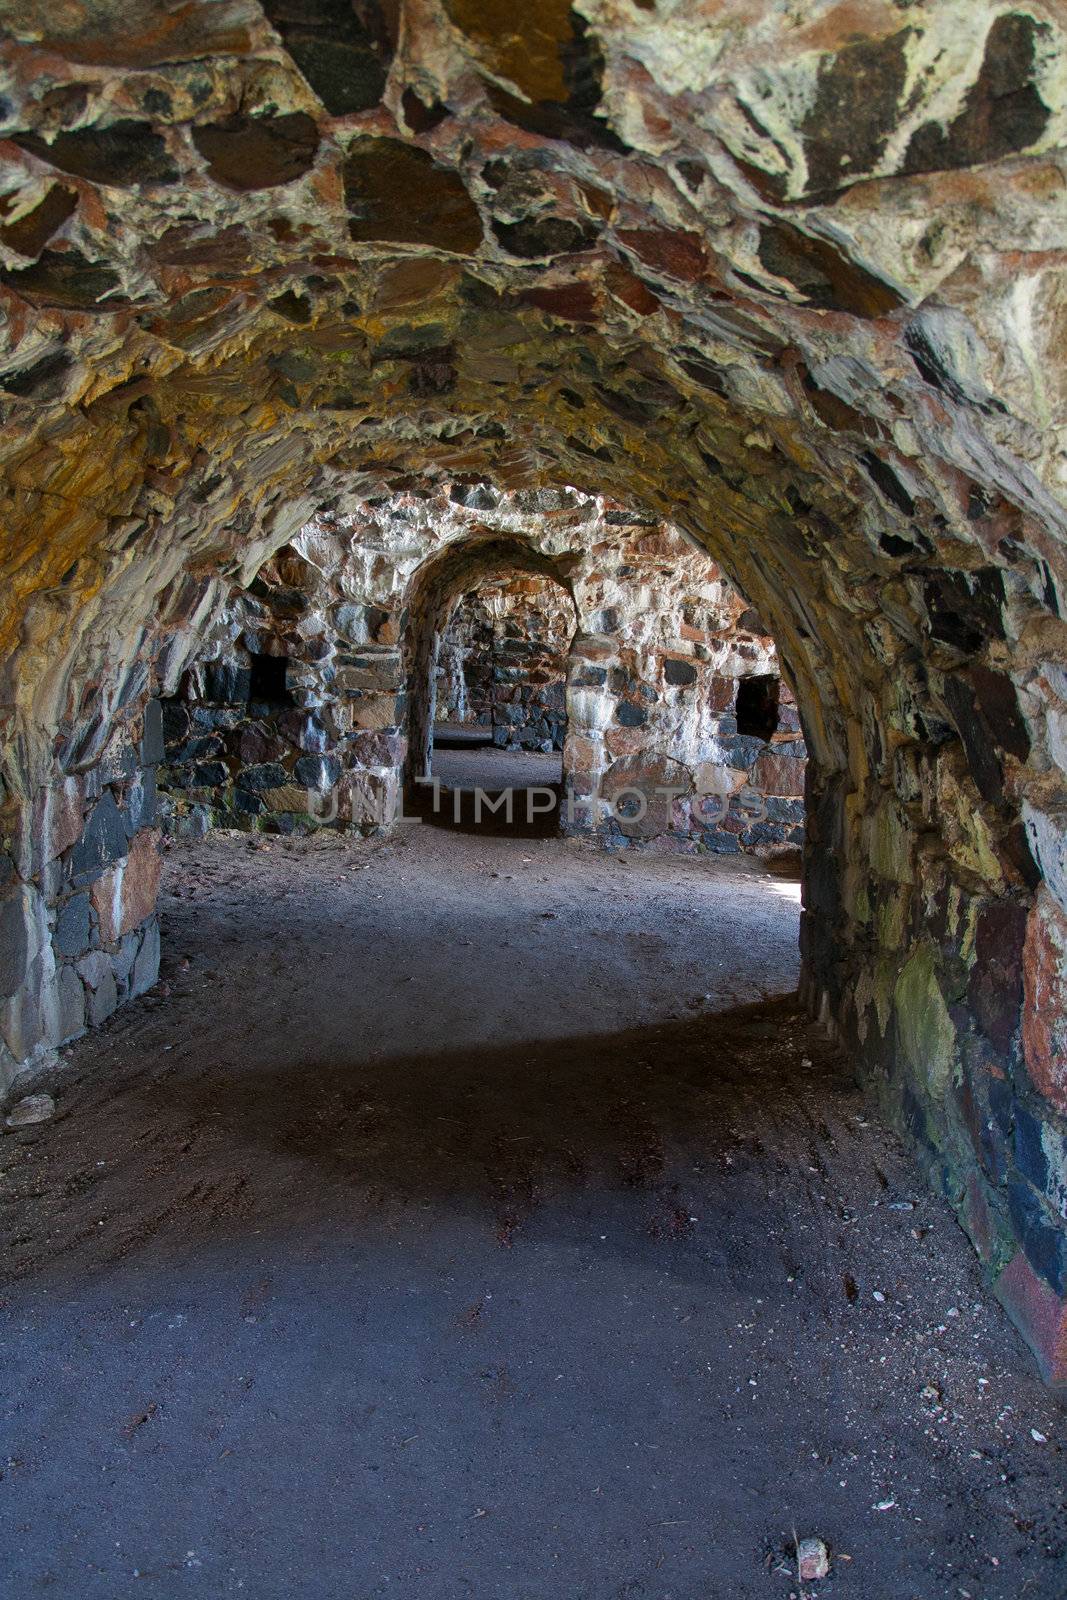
[0, 0, 1064, 766]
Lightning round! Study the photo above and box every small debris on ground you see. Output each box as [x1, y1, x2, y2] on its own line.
[5, 1093, 55, 1129]
[797, 1537, 830, 1582]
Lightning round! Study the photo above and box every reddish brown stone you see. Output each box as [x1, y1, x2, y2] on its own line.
[442, 0, 573, 103]
[615, 227, 708, 282]
[604, 726, 646, 759]
[149, 223, 258, 272]
[193, 114, 320, 192]
[350, 730, 405, 767]
[522, 282, 599, 322]
[0, 185, 77, 259]
[16, 122, 178, 188]
[749, 751, 806, 796]
[969, 899, 1026, 1056]
[995, 1249, 1067, 1387]
[90, 831, 161, 944]
[601, 752, 691, 839]
[372, 257, 460, 310]
[758, 219, 903, 318]
[961, 1171, 996, 1265]
[344, 140, 482, 253]
[604, 263, 659, 317]
[33, 0, 253, 67]
[1022, 890, 1067, 1115]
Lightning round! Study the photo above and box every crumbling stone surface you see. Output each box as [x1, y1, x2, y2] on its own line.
[0, 0, 1065, 1382]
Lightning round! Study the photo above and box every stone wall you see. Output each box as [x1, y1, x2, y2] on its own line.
[435, 574, 574, 751]
[157, 488, 806, 856]
[157, 540, 403, 838]
[1, 698, 162, 1071]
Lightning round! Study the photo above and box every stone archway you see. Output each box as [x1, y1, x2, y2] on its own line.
[402, 531, 579, 795]
[0, 2, 1065, 1385]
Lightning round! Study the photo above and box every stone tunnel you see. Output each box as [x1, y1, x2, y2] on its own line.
[0, 2, 1065, 1592]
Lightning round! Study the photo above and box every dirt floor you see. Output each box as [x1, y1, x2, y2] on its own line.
[0, 823, 1063, 1599]
[431, 743, 564, 791]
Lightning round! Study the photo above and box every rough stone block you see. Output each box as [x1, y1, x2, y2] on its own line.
[96, 735, 138, 786]
[204, 662, 251, 703]
[0, 887, 29, 999]
[294, 753, 342, 790]
[350, 694, 400, 730]
[89, 831, 163, 944]
[77, 949, 112, 988]
[968, 899, 1026, 1056]
[336, 770, 398, 827]
[131, 919, 160, 998]
[69, 791, 129, 887]
[663, 656, 697, 686]
[56, 963, 85, 1044]
[1023, 802, 1067, 915]
[33, 774, 85, 871]
[1007, 1175, 1067, 1296]
[349, 730, 404, 768]
[122, 767, 158, 837]
[750, 750, 806, 796]
[112, 928, 140, 984]
[86, 963, 118, 1028]
[54, 892, 91, 959]
[1022, 889, 1067, 1116]
[237, 762, 288, 793]
[141, 698, 164, 766]
[262, 784, 313, 814]
[996, 1250, 1067, 1388]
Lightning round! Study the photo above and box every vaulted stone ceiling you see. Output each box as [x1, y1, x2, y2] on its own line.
[1, 2, 1066, 1381]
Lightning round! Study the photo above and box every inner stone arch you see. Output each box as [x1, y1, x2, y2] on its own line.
[434, 572, 575, 755]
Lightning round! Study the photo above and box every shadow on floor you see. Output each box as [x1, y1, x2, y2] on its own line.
[408, 782, 565, 836]
[4, 996, 839, 1282]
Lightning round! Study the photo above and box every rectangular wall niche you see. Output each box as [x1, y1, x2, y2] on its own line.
[248, 652, 292, 706]
[735, 673, 780, 743]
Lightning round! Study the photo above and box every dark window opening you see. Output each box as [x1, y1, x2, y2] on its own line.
[736, 673, 779, 742]
[249, 652, 292, 705]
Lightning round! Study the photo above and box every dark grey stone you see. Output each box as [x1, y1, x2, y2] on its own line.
[141, 698, 164, 766]
[86, 964, 118, 1029]
[615, 700, 647, 728]
[56, 964, 85, 1044]
[191, 762, 230, 788]
[1007, 1176, 1067, 1296]
[204, 662, 251, 703]
[237, 763, 288, 793]
[69, 792, 128, 887]
[295, 754, 342, 790]
[722, 734, 766, 770]
[123, 768, 157, 836]
[54, 893, 90, 959]
[131, 919, 160, 998]
[177, 734, 226, 763]
[1013, 1103, 1049, 1193]
[0, 890, 28, 999]
[664, 658, 698, 687]
[113, 929, 140, 984]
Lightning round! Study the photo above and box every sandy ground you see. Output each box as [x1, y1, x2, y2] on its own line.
[0, 823, 1062, 1599]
